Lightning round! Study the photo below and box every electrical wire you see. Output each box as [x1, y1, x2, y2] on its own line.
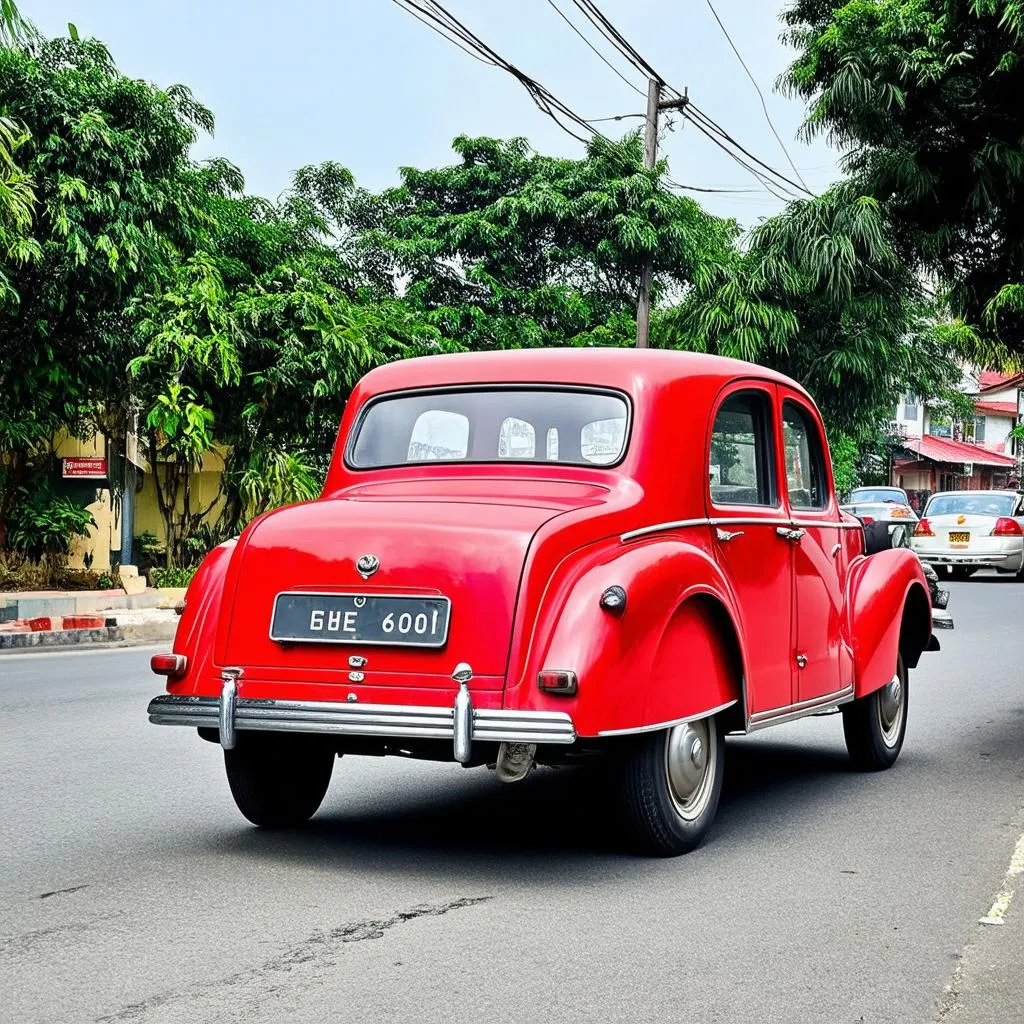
[702, 0, 809, 191]
[545, 0, 646, 97]
[568, 0, 665, 84]
[686, 102, 813, 198]
[392, 0, 609, 144]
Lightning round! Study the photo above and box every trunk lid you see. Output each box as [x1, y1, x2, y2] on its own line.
[925, 513, 1006, 546]
[218, 479, 608, 689]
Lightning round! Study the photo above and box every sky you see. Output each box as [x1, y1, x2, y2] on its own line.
[33, 0, 842, 228]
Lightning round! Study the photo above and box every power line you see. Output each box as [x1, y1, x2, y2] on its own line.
[569, 0, 665, 84]
[702, 0, 809, 192]
[545, 0, 646, 97]
[687, 102, 813, 198]
[392, 0, 607, 144]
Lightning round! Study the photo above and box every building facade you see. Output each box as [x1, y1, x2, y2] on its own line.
[892, 371, 1021, 509]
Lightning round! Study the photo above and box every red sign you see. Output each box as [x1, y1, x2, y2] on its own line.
[62, 457, 108, 479]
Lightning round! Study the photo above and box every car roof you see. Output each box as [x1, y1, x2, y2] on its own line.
[356, 347, 806, 397]
[927, 490, 1022, 499]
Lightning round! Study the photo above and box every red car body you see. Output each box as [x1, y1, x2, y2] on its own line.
[149, 349, 940, 854]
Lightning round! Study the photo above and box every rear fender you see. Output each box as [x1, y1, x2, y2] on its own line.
[846, 548, 931, 696]
[515, 539, 747, 737]
[165, 539, 236, 696]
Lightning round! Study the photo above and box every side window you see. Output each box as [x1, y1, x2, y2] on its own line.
[782, 400, 828, 509]
[709, 391, 776, 506]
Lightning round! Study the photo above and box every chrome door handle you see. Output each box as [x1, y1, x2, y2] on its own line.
[716, 528, 744, 542]
[776, 527, 806, 543]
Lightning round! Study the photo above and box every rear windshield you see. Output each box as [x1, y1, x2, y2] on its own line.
[850, 487, 905, 503]
[925, 494, 1017, 517]
[348, 388, 630, 469]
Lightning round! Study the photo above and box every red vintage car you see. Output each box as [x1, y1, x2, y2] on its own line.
[148, 349, 943, 855]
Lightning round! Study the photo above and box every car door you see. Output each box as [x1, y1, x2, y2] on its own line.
[779, 394, 845, 704]
[706, 383, 794, 714]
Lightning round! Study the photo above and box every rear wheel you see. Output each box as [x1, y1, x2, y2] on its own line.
[224, 733, 335, 827]
[842, 655, 908, 771]
[616, 715, 724, 856]
[949, 566, 976, 581]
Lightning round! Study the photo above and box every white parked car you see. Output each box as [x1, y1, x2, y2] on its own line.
[912, 490, 1024, 579]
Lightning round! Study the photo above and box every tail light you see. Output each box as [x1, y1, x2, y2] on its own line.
[914, 518, 934, 537]
[151, 653, 187, 677]
[993, 517, 1022, 536]
[891, 506, 913, 518]
[859, 515, 874, 524]
[538, 670, 577, 696]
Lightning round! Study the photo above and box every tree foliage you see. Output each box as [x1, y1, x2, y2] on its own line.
[781, 0, 1024, 353]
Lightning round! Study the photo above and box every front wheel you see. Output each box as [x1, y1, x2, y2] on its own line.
[616, 715, 725, 856]
[842, 655, 908, 771]
[224, 733, 335, 827]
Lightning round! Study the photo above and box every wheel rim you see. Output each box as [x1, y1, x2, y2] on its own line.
[665, 719, 716, 821]
[876, 670, 906, 747]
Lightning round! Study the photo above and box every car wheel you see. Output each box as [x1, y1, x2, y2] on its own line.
[949, 567, 976, 581]
[842, 655, 908, 771]
[617, 715, 724, 856]
[224, 733, 335, 827]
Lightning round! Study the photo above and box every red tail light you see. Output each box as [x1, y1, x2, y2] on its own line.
[993, 517, 1022, 537]
[914, 518, 934, 537]
[859, 515, 874, 524]
[151, 653, 187, 677]
[538, 670, 578, 696]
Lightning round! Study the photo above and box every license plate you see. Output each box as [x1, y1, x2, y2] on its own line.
[270, 593, 451, 647]
[948, 531, 970, 545]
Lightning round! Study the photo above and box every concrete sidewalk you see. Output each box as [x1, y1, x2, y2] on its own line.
[0, 603, 178, 651]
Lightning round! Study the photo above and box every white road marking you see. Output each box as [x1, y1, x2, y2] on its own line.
[978, 831, 1024, 925]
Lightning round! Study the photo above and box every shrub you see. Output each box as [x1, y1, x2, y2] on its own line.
[7, 484, 96, 561]
[132, 531, 164, 574]
[150, 565, 197, 588]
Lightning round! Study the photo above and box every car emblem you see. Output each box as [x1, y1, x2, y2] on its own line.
[356, 553, 380, 579]
[957, 515, 966, 525]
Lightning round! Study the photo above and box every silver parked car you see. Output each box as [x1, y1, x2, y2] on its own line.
[911, 490, 1024, 579]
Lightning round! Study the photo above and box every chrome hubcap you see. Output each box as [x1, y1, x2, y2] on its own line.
[665, 720, 716, 821]
[877, 671, 906, 746]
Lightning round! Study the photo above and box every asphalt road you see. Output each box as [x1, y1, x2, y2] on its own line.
[2, 577, 1023, 1024]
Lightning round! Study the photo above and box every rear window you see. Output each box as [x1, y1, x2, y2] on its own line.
[348, 388, 630, 469]
[925, 494, 1017, 517]
[850, 487, 906, 503]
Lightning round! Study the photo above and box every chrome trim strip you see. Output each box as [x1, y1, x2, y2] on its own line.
[915, 553, 1010, 564]
[147, 695, 577, 745]
[219, 672, 239, 750]
[596, 699, 738, 737]
[621, 516, 863, 543]
[746, 685, 855, 732]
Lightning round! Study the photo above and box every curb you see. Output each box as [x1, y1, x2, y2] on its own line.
[0, 619, 177, 651]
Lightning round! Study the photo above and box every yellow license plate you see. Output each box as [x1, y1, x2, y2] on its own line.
[948, 531, 970, 544]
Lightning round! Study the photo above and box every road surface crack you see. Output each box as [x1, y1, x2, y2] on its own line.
[96, 895, 491, 1022]
[39, 884, 89, 899]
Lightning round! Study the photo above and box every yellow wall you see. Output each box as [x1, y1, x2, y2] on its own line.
[52, 430, 227, 570]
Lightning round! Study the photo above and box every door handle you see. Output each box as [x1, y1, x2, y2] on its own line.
[716, 528, 744, 543]
[776, 527, 806, 543]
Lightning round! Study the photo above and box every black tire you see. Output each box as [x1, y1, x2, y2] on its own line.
[224, 733, 335, 827]
[616, 715, 725, 856]
[842, 655, 908, 771]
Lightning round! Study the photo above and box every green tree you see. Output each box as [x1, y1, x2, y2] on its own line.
[665, 180, 972, 453]
[363, 133, 741, 350]
[781, 0, 1024, 353]
[0, 32, 214, 540]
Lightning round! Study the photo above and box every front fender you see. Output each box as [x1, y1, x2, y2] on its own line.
[846, 549, 931, 697]
[507, 538, 746, 737]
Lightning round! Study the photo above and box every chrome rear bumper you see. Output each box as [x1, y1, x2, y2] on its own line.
[147, 690, 577, 762]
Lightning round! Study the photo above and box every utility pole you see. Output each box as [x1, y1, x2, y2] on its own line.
[636, 79, 688, 349]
